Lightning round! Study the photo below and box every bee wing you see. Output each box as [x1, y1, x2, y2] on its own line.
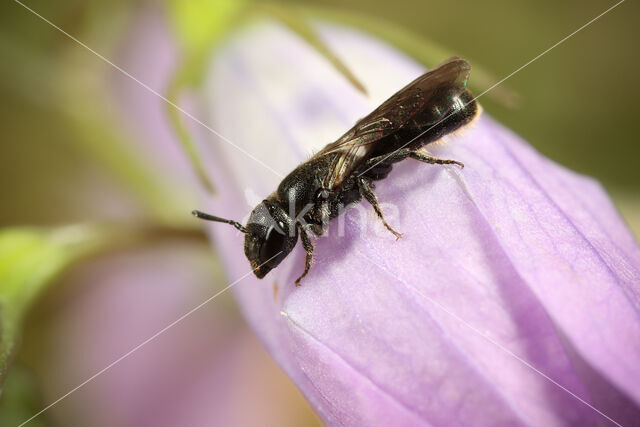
[318, 57, 471, 190]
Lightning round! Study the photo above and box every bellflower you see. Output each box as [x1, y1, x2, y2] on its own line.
[189, 20, 640, 426]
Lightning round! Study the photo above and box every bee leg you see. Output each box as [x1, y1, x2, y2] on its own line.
[295, 225, 314, 286]
[363, 148, 463, 169]
[408, 149, 464, 168]
[364, 149, 411, 167]
[358, 178, 403, 240]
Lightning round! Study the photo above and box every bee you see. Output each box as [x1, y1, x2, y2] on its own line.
[193, 57, 479, 285]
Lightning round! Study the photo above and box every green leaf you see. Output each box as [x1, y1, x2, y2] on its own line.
[0, 226, 105, 385]
[168, 0, 248, 55]
[165, 78, 216, 194]
[0, 365, 45, 427]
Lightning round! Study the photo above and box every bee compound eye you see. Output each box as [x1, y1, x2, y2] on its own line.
[260, 227, 287, 263]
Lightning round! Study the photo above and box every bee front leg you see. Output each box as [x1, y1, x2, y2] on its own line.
[357, 177, 402, 240]
[295, 224, 314, 286]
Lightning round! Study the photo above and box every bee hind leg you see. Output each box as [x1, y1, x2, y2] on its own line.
[363, 148, 463, 170]
[358, 178, 402, 240]
[295, 225, 314, 286]
[408, 148, 464, 168]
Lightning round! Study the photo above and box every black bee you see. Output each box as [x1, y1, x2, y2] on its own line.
[193, 57, 479, 285]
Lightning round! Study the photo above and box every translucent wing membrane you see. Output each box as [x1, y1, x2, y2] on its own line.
[316, 57, 471, 190]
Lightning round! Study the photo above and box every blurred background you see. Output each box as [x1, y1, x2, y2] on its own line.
[0, 0, 637, 425]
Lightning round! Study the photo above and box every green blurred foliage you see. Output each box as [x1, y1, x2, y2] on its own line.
[168, 0, 247, 53]
[0, 226, 106, 384]
[0, 366, 45, 427]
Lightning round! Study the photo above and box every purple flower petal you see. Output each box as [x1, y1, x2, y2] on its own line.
[192, 21, 640, 425]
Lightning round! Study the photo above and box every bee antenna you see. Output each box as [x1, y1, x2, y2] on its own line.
[192, 210, 247, 233]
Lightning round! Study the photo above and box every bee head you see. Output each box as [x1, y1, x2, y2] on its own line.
[243, 200, 298, 278]
[192, 202, 297, 278]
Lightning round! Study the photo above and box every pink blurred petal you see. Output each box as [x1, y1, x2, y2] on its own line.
[36, 242, 317, 427]
[192, 21, 640, 426]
